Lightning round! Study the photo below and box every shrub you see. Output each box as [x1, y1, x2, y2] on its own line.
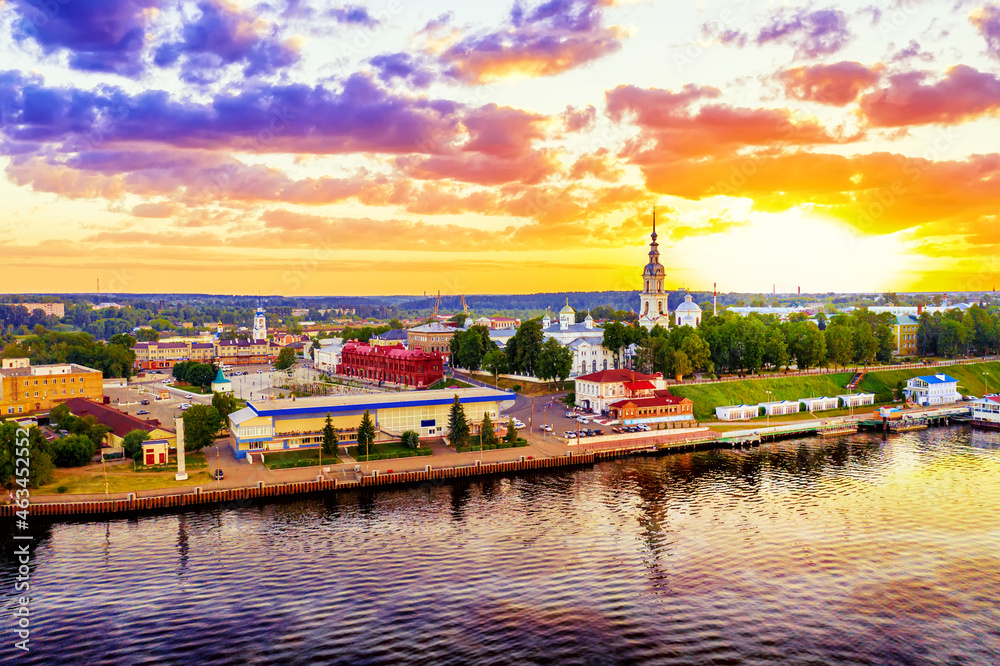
[51, 435, 97, 467]
[57, 486, 68, 493]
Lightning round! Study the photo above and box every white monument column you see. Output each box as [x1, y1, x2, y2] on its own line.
[175, 416, 188, 481]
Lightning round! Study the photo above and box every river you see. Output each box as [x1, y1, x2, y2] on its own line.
[3, 427, 999, 664]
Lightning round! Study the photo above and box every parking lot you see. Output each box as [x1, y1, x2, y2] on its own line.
[104, 379, 210, 427]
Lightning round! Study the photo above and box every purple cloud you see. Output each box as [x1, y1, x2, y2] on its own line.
[708, 6, 852, 58]
[328, 5, 379, 27]
[0, 70, 463, 156]
[154, 0, 299, 79]
[436, 0, 623, 83]
[11, 0, 162, 77]
[370, 53, 437, 88]
[972, 4, 1000, 58]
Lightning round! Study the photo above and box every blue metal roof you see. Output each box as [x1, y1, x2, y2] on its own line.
[914, 374, 957, 384]
[249, 393, 511, 418]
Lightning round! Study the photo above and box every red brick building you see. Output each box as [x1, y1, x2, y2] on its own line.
[608, 395, 694, 424]
[339, 343, 443, 388]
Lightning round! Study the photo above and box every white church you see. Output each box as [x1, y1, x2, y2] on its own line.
[537, 212, 705, 376]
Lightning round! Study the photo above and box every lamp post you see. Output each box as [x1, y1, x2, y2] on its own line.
[984, 372, 989, 397]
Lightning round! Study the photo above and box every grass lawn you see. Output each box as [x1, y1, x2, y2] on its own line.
[36, 465, 213, 495]
[494, 376, 567, 396]
[346, 441, 431, 461]
[672, 361, 1000, 420]
[173, 383, 212, 395]
[428, 377, 474, 390]
[135, 452, 209, 472]
[261, 448, 341, 470]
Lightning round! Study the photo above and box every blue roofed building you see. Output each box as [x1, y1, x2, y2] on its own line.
[903, 374, 961, 406]
[226, 387, 515, 459]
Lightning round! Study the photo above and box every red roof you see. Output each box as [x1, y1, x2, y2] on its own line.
[62, 398, 165, 439]
[609, 396, 691, 409]
[575, 369, 661, 384]
[623, 380, 656, 391]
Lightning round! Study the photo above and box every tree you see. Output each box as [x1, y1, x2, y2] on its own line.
[135, 328, 159, 342]
[786, 321, 826, 370]
[400, 430, 420, 449]
[536, 338, 572, 383]
[671, 349, 693, 378]
[506, 320, 544, 376]
[122, 430, 151, 463]
[110, 333, 137, 348]
[51, 434, 96, 467]
[446, 395, 470, 448]
[480, 412, 496, 446]
[356, 410, 377, 458]
[681, 333, 713, 373]
[505, 418, 518, 444]
[275, 347, 297, 370]
[762, 327, 788, 371]
[853, 323, 878, 365]
[388, 318, 403, 330]
[938, 319, 970, 358]
[182, 405, 223, 452]
[322, 414, 337, 456]
[482, 348, 507, 384]
[0, 423, 54, 489]
[211, 391, 239, 419]
[825, 323, 854, 370]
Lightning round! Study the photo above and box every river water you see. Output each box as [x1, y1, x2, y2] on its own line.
[3, 427, 1000, 665]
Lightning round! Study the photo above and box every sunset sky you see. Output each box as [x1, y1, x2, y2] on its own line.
[2, 0, 1000, 296]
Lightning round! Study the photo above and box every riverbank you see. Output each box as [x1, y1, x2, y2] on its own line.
[672, 360, 1000, 420]
[3, 400, 978, 522]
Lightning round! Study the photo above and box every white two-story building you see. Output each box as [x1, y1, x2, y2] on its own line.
[903, 374, 961, 406]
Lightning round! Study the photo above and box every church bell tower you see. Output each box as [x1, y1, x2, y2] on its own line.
[639, 208, 670, 330]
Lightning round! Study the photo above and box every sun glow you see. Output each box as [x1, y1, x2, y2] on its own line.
[672, 209, 912, 294]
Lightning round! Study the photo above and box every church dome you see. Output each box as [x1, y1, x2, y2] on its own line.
[643, 261, 665, 277]
[560, 303, 575, 314]
[675, 294, 701, 312]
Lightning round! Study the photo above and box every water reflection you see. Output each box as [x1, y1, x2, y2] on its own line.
[3, 428, 999, 665]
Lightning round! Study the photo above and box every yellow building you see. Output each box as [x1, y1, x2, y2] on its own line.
[227, 388, 513, 459]
[894, 314, 919, 356]
[0, 359, 103, 416]
[406, 322, 457, 360]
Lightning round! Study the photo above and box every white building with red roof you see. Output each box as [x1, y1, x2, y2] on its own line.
[573, 368, 666, 414]
[970, 394, 1000, 428]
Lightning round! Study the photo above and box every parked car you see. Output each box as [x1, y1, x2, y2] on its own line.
[576, 416, 590, 424]
[540, 424, 552, 432]
[637, 424, 651, 431]
[565, 411, 576, 418]
[565, 432, 577, 438]
[140, 400, 150, 406]
[137, 410, 149, 415]
[212, 468, 224, 480]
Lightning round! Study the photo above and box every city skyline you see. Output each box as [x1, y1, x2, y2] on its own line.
[2, 1, 999, 295]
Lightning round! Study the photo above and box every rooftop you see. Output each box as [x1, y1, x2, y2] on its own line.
[576, 368, 661, 384]
[610, 396, 690, 409]
[62, 397, 165, 438]
[248, 387, 514, 416]
[408, 322, 457, 334]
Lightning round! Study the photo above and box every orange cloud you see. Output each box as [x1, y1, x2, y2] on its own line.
[569, 148, 625, 181]
[606, 84, 859, 161]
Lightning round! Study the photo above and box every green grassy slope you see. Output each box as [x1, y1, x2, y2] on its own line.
[672, 362, 1000, 421]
